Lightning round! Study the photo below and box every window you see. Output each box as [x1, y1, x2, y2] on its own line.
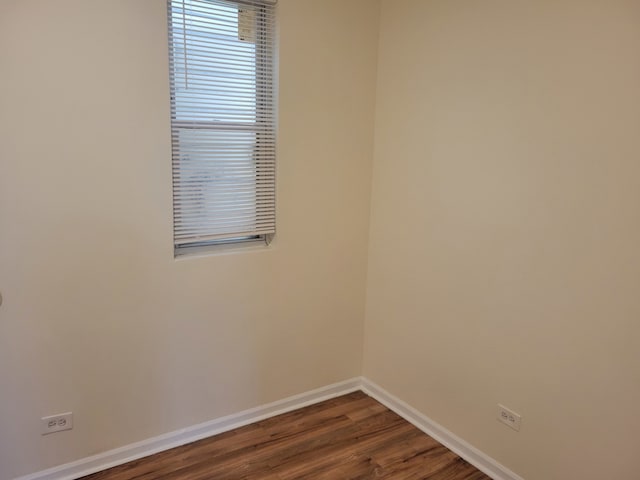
[168, 0, 277, 255]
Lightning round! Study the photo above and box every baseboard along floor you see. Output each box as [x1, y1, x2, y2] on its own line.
[13, 378, 524, 480]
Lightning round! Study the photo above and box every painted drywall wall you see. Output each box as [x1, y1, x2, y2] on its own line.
[364, 1, 640, 479]
[0, 1, 379, 478]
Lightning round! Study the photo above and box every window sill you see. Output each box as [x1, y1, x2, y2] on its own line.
[174, 237, 273, 260]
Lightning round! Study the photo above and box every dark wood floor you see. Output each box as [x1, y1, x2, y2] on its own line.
[81, 391, 491, 480]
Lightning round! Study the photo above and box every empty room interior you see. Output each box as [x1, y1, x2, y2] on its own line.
[1, 1, 639, 479]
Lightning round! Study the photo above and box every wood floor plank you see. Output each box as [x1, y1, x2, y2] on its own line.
[80, 392, 491, 480]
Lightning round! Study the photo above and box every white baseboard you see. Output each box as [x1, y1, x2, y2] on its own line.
[13, 378, 362, 480]
[15, 377, 524, 480]
[361, 378, 525, 480]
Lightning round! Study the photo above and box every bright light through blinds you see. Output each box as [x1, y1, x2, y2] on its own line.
[168, 0, 277, 253]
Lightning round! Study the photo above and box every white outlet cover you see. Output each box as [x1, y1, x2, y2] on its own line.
[41, 412, 73, 435]
[497, 404, 521, 431]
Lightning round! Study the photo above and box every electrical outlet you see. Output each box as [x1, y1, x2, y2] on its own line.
[497, 404, 521, 431]
[41, 412, 73, 435]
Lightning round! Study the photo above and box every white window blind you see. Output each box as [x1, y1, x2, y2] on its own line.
[168, 0, 277, 254]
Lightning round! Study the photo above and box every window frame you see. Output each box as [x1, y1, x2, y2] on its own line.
[167, 0, 277, 257]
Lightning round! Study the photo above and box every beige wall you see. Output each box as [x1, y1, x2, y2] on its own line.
[364, 1, 640, 479]
[0, 1, 379, 478]
[3, 1, 640, 479]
